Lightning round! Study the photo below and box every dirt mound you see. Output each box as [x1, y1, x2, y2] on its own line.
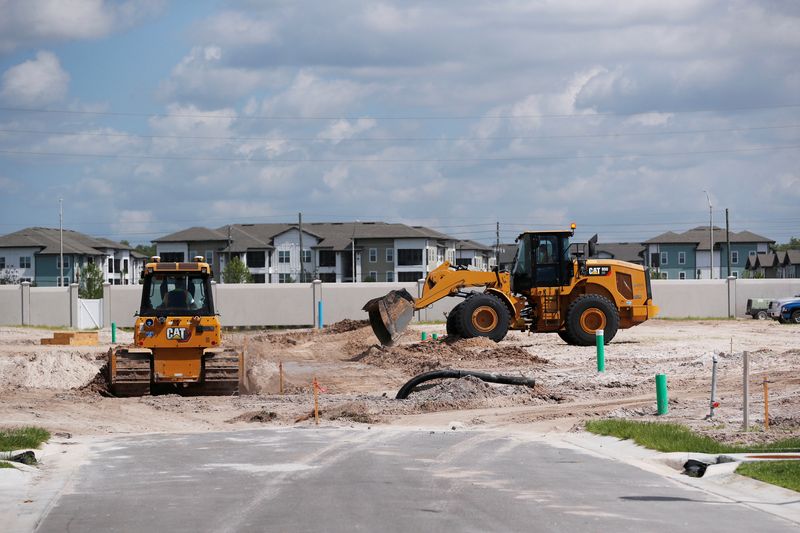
[405, 375, 530, 411]
[0, 351, 105, 390]
[356, 340, 548, 376]
[325, 319, 371, 335]
[227, 410, 278, 423]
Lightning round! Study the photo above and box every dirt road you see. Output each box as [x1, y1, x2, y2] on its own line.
[0, 319, 797, 444]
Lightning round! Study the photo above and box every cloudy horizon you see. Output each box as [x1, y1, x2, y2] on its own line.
[0, 0, 798, 246]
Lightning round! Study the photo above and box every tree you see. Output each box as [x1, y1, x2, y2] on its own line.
[0, 267, 20, 285]
[773, 237, 800, 252]
[222, 257, 252, 284]
[80, 263, 104, 299]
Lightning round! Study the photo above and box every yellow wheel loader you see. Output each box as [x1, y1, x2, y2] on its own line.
[108, 256, 243, 396]
[364, 228, 658, 346]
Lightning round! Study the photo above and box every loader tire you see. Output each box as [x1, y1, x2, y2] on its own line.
[458, 293, 509, 342]
[564, 294, 619, 346]
[557, 330, 576, 345]
[446, 302, 465, 338]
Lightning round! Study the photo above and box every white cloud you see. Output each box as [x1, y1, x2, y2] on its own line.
[0, 51, 69, 106]
[193, 10, 276, 47]
[113, 209, 154, 236]
[158, 46, 274, 105]
[317, 118, 376, 144]
[0, 0, 164, 53]
[260, 71, 373, 117]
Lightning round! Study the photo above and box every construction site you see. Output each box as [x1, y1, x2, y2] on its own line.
[1, 317, 797, 444]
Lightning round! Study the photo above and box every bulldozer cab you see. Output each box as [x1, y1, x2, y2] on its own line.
[511, 231, 574, 292]
[140, 272, 214, 317]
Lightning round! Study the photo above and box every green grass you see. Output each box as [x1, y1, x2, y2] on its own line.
[0, 427, 51, 451]
[736, 461, 800, 492]
[0, 461, 14, 469]
[656, 317, 735, 321]
[585, 420, 800, 454]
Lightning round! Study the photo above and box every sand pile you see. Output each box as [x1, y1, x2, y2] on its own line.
[0, 351, 105, 390]
[357, 339, 549, 376]
[324, 319, 371, 335]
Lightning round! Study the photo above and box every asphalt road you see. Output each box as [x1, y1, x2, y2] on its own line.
[37, 427, 794, 532]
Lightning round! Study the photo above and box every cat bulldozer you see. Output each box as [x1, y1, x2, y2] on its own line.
[364, 227, 658, 346]
[107, 256, 243, 396]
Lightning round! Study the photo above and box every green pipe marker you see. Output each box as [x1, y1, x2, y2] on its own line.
[656, 374, 668, 415]
[421, 331, 427, 341]
[111, 322, 117, 344]
[432, 333, 438, 340]
[596, 329, 605, 372]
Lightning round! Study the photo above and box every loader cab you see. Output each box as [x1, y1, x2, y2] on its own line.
[139, 269, 215, 317]
[511, 230, 574, 292]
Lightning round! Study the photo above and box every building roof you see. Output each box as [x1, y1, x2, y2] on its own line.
[155, 222, 458, 253]
[456, 239, 493, 252]
[781, 249, 800, 265]
[153, 226, 229, 243]
[569, 242, 645, 263]
[644, 226, 773, 250]
[746, 252, 780, 270]
[497, 242, 518, 266]
[0, 227, 129, 255]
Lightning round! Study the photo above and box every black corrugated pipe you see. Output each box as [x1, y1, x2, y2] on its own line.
[395, 369, 535, 399]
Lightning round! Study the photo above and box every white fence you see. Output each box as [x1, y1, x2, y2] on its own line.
[2, 279, 800, 329]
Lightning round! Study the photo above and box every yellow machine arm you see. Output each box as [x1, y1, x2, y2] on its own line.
[414, 262, 507, 309]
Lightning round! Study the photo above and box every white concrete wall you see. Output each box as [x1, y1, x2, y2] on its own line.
[0, 286, 21, 324]
[6, 279, 800, 328]
[29, 287, 71, 326]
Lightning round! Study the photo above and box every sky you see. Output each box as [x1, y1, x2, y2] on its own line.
[0, 0, 798, 246]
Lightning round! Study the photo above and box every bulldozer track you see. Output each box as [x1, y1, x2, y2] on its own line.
[109, 348, 152, 397]
[200, 349, 241, 396]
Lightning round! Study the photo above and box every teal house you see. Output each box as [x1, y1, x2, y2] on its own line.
[644, 226, 773, 279]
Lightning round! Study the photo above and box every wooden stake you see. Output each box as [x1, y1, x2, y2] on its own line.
[313, 377, 319, 425]
[279, 361, 284, 395]
[764, 375, 769, 431]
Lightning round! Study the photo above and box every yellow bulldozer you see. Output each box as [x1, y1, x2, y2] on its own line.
[107, 256, 243, 396]
[364, 227, 658, 346]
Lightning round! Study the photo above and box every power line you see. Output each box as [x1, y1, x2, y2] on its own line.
[1, 124, 798, 143]
[1, 144, 797, 164]
[1, 103, 799, 121]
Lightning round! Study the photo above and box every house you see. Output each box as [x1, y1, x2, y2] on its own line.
[568, 242, 646, 265]
[454, 240, 495, 270]
[745, 250, 800, 278]
[0, 227, 145, 286]
[644, 226, 773, 280]
[154, 222, 463, 283]
[497, 243, 518, 271]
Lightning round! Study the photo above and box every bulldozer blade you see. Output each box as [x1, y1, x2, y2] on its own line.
[363, 289, 416, 346]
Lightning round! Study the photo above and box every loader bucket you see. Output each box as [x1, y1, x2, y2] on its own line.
[363, 289, 416, 346]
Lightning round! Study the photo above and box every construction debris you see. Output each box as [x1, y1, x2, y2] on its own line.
[41, 331, 98, 346]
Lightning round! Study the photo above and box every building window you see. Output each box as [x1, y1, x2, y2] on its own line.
[662, 272, 669, 279]
[57, 256, 70, 269]
[252, 274, 266, 283]
[368, 248, 378, 263]
[455, 258, 471, 267]
[302, 249, 312, 264]
[319, 272, 336, 282]
[731, 251, 739, 264]
[386, 271, 394, 282]
[122, 259, 128, 273]
[397, 249, 423, 266]
[678, 252, 686, 265]
[368, 271, 378, 281]
[20, 256, 31, 269]
[679, 271, 686, 280]
[189, 250, 198, 260]
[205, 251, 214, 264]
[278, 273, 292, 283]
[398, 271, 423, 282]
[247, 251, 266, 268]
[0, 257, 5, 269]
[278, 250, 290, 264]
[660, 251, 668, 266]
[319, 250, 336, 267]
[386, 248, 394, 263]
[732, 271, 739, 278]
[749, 250, 756, 256]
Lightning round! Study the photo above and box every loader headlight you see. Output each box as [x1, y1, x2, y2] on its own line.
[145, 318, 154, 327]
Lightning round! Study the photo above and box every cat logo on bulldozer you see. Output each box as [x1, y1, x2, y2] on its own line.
[166, 327, 190, 341]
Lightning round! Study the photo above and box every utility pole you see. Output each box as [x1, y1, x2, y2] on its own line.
[495, 220, 500, 269]
[725, 208, 731, 278]
[351, 221, 357, 283]
[59, 198, 64, 287]
[704, 190, 713, 279]
[298, 212, 304, 283]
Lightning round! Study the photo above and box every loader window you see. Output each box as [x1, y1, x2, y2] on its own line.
[140, 273, 213, 316]
[534, 236, 560, 287]
[510, 237, 533, 292]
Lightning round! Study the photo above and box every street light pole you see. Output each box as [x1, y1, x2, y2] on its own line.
[704, 190, 713, 279]
[59, 198, 64, 287]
